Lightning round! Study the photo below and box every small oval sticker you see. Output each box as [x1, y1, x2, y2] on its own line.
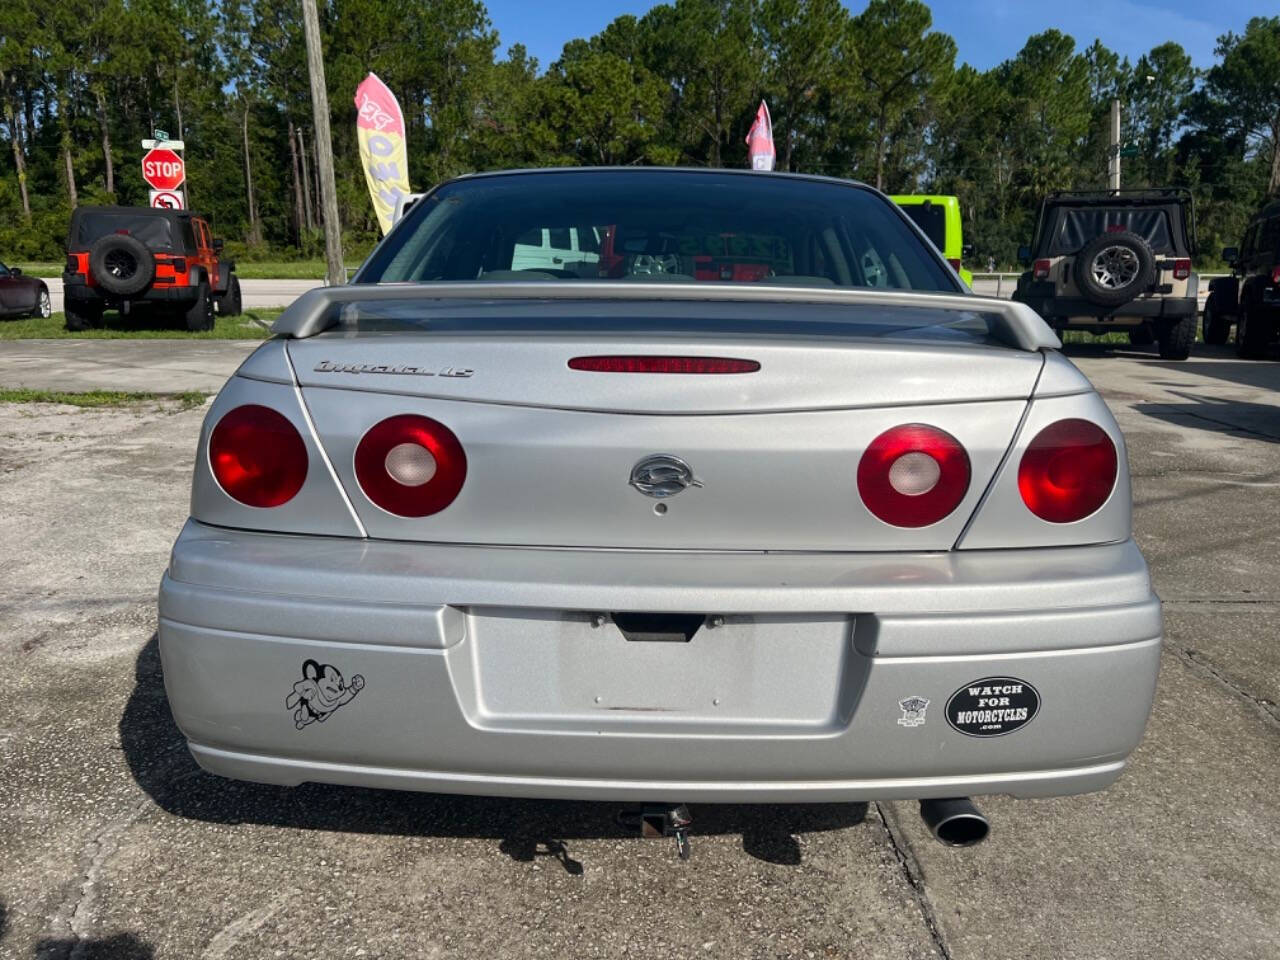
[945, 676, 1039, 737]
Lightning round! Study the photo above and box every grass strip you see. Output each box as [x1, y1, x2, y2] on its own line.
[0, 388, 208, 409]
[0, 309, 278, 340]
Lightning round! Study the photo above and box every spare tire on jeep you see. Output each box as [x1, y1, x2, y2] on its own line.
[89, 233, 155, 296]
[1073, 231, 1156, 308]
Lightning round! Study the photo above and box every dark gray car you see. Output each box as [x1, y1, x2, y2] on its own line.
[0, 260, 51, 319]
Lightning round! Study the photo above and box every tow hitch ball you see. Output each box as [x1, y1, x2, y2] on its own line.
[618, 803, 694, 859]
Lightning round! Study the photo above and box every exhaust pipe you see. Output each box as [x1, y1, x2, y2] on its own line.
[918, 797, 990, 847]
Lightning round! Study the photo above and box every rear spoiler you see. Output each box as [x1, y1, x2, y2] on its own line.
[272, 282, 1062, 352]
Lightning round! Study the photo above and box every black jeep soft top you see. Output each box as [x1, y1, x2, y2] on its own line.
[1028, 188, 1196, 261]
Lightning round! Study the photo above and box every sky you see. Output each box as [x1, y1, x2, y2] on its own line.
[484, 0, 1275, 73]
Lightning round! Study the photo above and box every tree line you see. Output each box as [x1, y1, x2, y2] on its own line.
[1, 0, 1278, 266]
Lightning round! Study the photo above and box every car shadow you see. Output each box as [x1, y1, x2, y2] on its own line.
[1140, 355, 1280, 391]
[34, 934, 155, 960]
[1134, 390, 1280, 443]
[122, 636, 866, 871]
[1061, 340, 1280, 370]
[1060, 341, 1164, 361]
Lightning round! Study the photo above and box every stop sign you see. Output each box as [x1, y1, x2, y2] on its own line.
[141, 148, 185, 191]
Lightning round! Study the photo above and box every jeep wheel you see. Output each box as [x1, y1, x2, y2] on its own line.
[1127, 325, 1154, 346]
[183, 282, 215, 332]
[216, 275, 242, 317]
[31, 287, 52, 319]
[1236, 303, 1270, 360]
[1158, 315, 1195, 361]
[64, 298, 103, 332]
[1202, 302, 1229, 345]
[89, 233, 155, 296]
[1074, 231, 1156, 308]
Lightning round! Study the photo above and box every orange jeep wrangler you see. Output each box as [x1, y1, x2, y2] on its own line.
[62, 206, 241, 331]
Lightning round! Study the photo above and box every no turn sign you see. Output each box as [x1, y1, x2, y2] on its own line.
[150, 189, 185, 210]
[141, 147, 185, 191]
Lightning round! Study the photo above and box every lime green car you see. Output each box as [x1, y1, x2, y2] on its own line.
[889, 194, 972, 287]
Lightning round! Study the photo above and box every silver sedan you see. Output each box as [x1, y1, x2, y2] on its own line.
[158, 168, 1159, 850]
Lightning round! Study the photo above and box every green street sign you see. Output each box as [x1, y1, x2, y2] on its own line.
[154, 129, 170, 142]
[1118, 145, 1140, 158]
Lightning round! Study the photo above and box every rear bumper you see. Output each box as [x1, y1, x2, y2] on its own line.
[158, 520, 1162, 802]
[63, 273, 197, 302]
[1015, 294, 1197, 323]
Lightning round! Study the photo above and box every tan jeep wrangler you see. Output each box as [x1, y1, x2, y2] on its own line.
[1012, 189, 1198, 360]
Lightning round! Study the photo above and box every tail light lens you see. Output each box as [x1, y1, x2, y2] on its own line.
[1018, 419, 1117, 523]
[1270, 266, 1280, 285]
[209, 405, 308, 507]
[1033, 259, 1052, 280]
[569, 356, 760, 374]
[355, 415, 467, 517]
[1172, 259, 1191, 281]
[857, 424, 970, 528]
[947, 257, 963, 272]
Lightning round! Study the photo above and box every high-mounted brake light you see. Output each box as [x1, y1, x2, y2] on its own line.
[1033, 259, 1052, 281]
[355, 414, 467, 517]
[568, 356, 760, 374]
[857, 424, 970, 528]
[209, 405, 308, 507]
[1172, 259, 1191, 281]
[1018, 419, 1117, 523]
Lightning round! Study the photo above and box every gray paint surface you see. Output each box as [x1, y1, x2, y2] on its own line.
[0, 343, 1277, 959]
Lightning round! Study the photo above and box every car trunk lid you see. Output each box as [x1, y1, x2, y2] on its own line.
[289, 301, 1042, 551]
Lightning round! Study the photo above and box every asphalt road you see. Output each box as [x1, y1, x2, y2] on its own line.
[43, 277, 321, 313]
[35, 274, 1214, 314]
[0, 341, 1277, 959]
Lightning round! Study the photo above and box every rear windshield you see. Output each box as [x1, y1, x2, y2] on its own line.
[900, 203, 947, 252]
[74, 213, 174, 251]
[358, 170, 957, 292]
[1045, 207, 1182, 256]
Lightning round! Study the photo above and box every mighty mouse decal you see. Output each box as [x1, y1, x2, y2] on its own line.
[286, 659, 365, 729]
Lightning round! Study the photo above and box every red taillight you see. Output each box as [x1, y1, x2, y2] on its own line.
[209, 405, 308, 507]
[1173, 258, 1191, 281]
[1271, 266, 1280, 285]
[568, 356, 760, 374]
[1033, 259, 1052, 280]
[857, 424, 971, 528]
[355, 415, 467, 517]
[947, 257, 963, 272]
[1017, 419, 1117, 523]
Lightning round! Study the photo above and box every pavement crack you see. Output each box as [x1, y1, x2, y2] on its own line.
[40, 795, 155, 960]
[41, 748, 196, 960]
[1165, 638, 1280, 728]
[873, 802, 952, 960]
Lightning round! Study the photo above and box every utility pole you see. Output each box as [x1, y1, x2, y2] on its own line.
[301, 0, 345, 286]
[1108, 98, 1121, 192]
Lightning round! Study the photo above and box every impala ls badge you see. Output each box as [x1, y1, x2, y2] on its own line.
[629, 454, 703, 498]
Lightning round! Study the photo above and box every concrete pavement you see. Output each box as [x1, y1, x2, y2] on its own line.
[0, 339, 258, 393]
[0, 342, 1277, 959]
